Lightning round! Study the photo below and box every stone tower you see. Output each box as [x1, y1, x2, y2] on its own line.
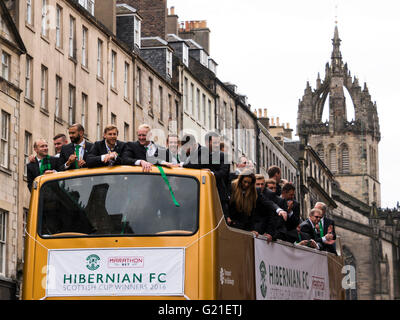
[297, 26, 381, 206]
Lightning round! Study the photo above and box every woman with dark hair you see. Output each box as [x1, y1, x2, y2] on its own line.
[227, 170, 258, 232]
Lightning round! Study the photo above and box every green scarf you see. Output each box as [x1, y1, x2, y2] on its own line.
[319, 221, 324, 238]
[75, 145, 80, 169]
[157, 165, 180, 207]
[39, 155, 52, 175]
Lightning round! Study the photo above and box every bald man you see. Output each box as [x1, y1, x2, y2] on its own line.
[27, 139, 59, 192]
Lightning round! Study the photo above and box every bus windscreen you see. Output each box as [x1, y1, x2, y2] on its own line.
[37, 173, 199, 237]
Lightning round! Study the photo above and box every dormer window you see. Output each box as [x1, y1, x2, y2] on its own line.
[78, 0, 95, 15]
[182, 43, 189, 66]
[134, 15, 141, 48]
[166, 50, 172, 78]
[200, 50, 208, 66]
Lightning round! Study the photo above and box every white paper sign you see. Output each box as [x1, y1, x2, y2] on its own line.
[254, 239, 330, 300]
[46, 247, 185, 297]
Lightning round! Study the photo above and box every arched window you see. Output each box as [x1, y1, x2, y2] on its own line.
[340, 144, 350, 174]
[329, 145, 337, 173]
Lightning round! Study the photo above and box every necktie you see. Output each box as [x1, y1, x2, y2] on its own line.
[75, 145, 80, 169]
[319, 221, 324, 238]
[176, 154, 180, 162]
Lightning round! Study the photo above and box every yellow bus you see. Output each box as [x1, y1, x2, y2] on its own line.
[22, 166, 344, 300]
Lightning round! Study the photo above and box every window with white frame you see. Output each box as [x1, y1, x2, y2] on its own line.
[97, 39, 103, 78]
[183, 77, 188, 111]
[56, 5, 63, 48]
[202, 94, 206, 125]
[148, 77, 153, 112]
[166, 50, 172, 78]
[96, 103, 103, 140]
[182, 43, 189, 67]
[26, 0, 33, 26]
[124, 122, 129, 141]
[81, 93, 88, 130]
[41, 0, 48, 37]
[124, 62, 129, 99]
[190, 83, 194, 115]
[82, 26, 88, 67]
[69, 16, 76, 58]
[55, 75, 62, 119]
[1, 51, 10, 81]
[196, 89, 200, 120]
[24, 131, 32, 177]
[136, 67, 142, 104]
[40, 65, 48, 110]
[111, 113, 116, 125]
[79, 0, 95, 15]
[68, 85, 75, 125]
[25, 55, 33, 99]
[208, 99, 212, 129]
[159, 86, 163, 121]
[0, 111, 10, 168]
[111, 51, 116, 89]
[0, 210, 6, 276]
[134, 16, 141, 48]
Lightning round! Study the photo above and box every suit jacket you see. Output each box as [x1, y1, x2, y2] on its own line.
[27, 156, 59, 192]
[321, 217, 336, 240]
[285, 199, 301, 231]
[86, 140, 126, 168]
[319, 217, 337, 254]
[252, 189, 280, 237]
[300, 219, 323, 249]
[58, 141, 94, 171]
[182, 144, 209, 169]
[121, 141, 168, 166]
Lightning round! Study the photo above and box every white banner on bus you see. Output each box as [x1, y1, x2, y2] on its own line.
[46, 247, 185, 297]
[254, 239, 330, 300]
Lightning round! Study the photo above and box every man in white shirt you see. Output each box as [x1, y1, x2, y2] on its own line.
[122, 124, 174, 172]
[58, 124, 93, 171]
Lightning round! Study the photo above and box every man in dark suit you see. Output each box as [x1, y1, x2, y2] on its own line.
[27, 139, 58, 192]
[122, 124, 174, 172]
[165, 134, 181, 164]
[203, 132, 231, 217]
[87, 125, 126, 168]
[255, 175, 288, 242]
[314, 202, 337, 254]
[280, 183, 301, 231]
[300, 208, 324, 250]
[267, 165, 283, 196]
[179, 134, 209, 169]
[58, 124, 93, 171]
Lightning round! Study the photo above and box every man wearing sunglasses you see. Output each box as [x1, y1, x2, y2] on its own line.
[299, 208, 325, 249]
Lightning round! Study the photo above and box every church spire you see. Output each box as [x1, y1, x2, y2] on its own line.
[331, 25, 343, 73]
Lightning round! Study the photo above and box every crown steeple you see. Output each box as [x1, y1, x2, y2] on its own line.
[331, 25, 343, 73]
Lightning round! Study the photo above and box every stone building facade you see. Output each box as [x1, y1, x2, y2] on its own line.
[0, 0, 26, 299]
[297, 26, 381, 207]
[296, 25, 399, 299]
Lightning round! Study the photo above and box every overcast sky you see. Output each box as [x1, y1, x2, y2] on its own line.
[167, 0, 400, 209]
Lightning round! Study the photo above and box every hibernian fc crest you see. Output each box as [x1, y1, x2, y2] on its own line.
[86, 254, 101, 271]
[259, 260, 267, 298]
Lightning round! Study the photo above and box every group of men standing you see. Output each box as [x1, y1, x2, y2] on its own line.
[27, 122, 336, 254]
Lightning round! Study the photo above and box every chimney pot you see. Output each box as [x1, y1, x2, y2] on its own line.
[277, 117, 280, 126]
[170, 6, 175, 15]
[287, 122, 290, 129]
[263, 108, 267, 118]
[258, 109, 262, 118]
